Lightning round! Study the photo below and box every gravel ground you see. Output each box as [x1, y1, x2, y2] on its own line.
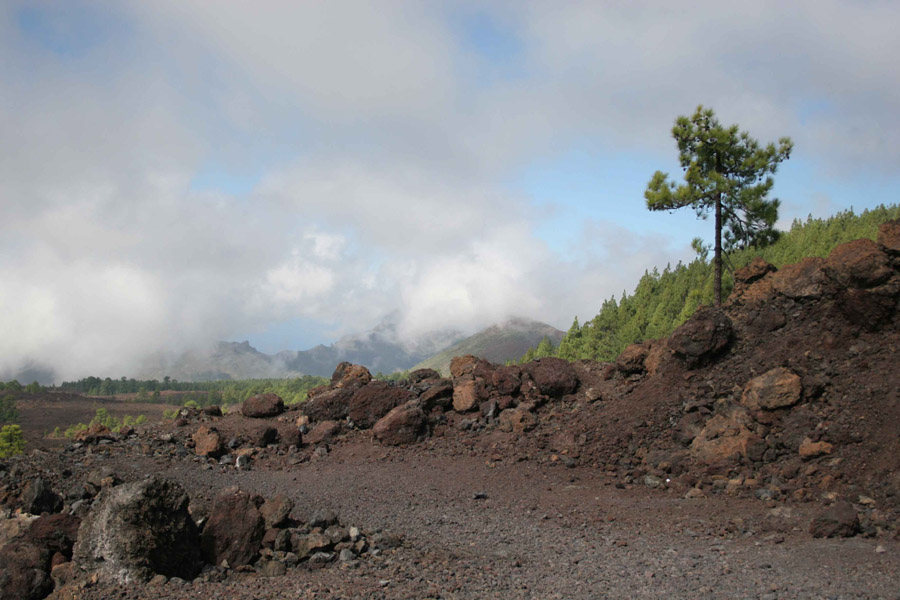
[63, 439, 899, 600]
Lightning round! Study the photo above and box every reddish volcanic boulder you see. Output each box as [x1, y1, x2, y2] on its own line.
[824, 238, 892, 288]
[347, 382, 415, 429]
[331, 362, 372, 388]
[451, 378, 480, 412]
[616, 342, 650, 374]
[878, 218, 900, 254]
[408, 368, 441, 383]
[524, 358, 578, 398]
[241, 393, 284, 418]
[733, 257, 776, 285]
[740, 368, 802, 411]
[192, 425, 225, 458]
[668, 307, 733, 367]
[302, 387, 354, 422]
[26, 514, 81, 558]
[769, 257, 828, 299]
[74, 423, 114, 445]
[200, 488, 265, 568]
[373, 401, 426, 446]
[489, 365, 523, 396]
[0, 541, 52, 600]
[305, 420, 342, 445]
[449, 355, 480, 378]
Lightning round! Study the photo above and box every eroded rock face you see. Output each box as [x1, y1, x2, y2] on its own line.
[372, 401, 426, 446]
[331, 362, 372, 389]
[20, 478, 63, 516]
[73, 477, 201, 584]
[241, 393, 284, 418]
[734, 257, 776, 285]
[347, 382, 415, 429]
[690, 407, 764, 465]
[200, 488, 265, 568]
[524, 358, 578, 398]
[667, 308, 733, 367]
[452, 379, 480, 412]
[740, 368, 802, 411]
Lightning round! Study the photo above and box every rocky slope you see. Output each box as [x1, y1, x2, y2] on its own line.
[1, 221, 899, 599]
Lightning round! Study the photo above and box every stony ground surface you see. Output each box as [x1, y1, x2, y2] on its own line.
[10, 432, 895, 600]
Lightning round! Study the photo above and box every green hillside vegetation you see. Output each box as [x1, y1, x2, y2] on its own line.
[526, 204, 900, 363]
[412, 319, 564, 375]
[58, 375, 329, 407]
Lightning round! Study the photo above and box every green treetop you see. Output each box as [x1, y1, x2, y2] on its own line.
[645, 105, 792, 304]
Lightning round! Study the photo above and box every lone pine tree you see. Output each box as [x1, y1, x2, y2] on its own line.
[645, 105, 792, 304]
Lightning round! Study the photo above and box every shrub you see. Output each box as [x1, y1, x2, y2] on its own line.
[0, 424, 25, 458]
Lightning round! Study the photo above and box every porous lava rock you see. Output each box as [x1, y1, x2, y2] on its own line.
[449, 355, 480, 378]
[302, 387, 354, 422]
[331, 362, 372, 389]
[824, 238, 893, 288]
[524, 357, 578, 397]
[740, 367, 802, 411]
[616, 342, 650, 374]
[73, 477, 201, 583]
[200, 488, 265, 568]
[347, 381, 415, 429]
[0, 541, 52, 600]
[769, 257, 828, 299]
[25, 514, 80, 558]
[73, 423, 114, 445]
[241, 393, 284, 418]
[419, 379, 454, 410]
[372, 401, 426, 446]
[192, 425, 225, 458]
[667, 307, 733, 367]
[259, 494, 294, 530]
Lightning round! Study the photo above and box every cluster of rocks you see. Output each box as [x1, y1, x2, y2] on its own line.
[300, 354, 580, 447]
[0, 474, 390, 599]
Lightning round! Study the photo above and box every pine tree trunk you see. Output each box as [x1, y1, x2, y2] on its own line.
[714, 192, 722, 305]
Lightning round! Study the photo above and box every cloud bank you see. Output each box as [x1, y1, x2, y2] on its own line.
[2, 1, 898, 381]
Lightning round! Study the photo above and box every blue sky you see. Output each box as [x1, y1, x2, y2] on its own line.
[2, 1, 899, 380]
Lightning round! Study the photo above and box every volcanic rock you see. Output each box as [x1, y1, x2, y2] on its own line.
[347, 382, 415, 429]
[740, 368, 802, 411]
[667, 307, 733, 367]
[0, 541, 52, 600]
[449, 355, 481, 378]
[824, 238, 892, 288]
[878, 218, 900, 254]
[769, 257, 828, 299]
[200, 488, 265, 568]
[241, 393, 284, 418]
[302, 387, 354, 422]
[192, 426, 225, 458]
[408, 368, 441, 383]
[419, 379, 454, 410]
[305, 420, 342, 445]
[452, 378, 480, 412]
[373, 401, 426, 446]
[259, 494, 293, 529]
[73, 477, 201, 583]
[20, 478, 63, 515]
[809, 502, 860, 538]
[331, 362, 372, 388]
[524, 357, 578, 397]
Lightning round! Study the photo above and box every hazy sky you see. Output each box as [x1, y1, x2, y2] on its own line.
[2, 1, 899, 381]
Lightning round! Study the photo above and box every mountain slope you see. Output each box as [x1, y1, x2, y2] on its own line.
[411, 318, 564, 375]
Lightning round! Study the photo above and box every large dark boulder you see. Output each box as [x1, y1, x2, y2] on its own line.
[523, 358, 578, 398]
[489, 365, 523, 396]
[373, 401, 426, 446]
[408, 368, 441, 384]
[0, 541, 52, 600]
[347, 382, 415, 429]
[200, 488, 265, 568]
[419, 379, 454, 410]
[73, 477, 201, 583]
[824, 238, 893, 289]
[668, 307, 733, 367]
[878, 218, 900, 254]
[241, 393, 284, 418]
[302, 387, 354, 422]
